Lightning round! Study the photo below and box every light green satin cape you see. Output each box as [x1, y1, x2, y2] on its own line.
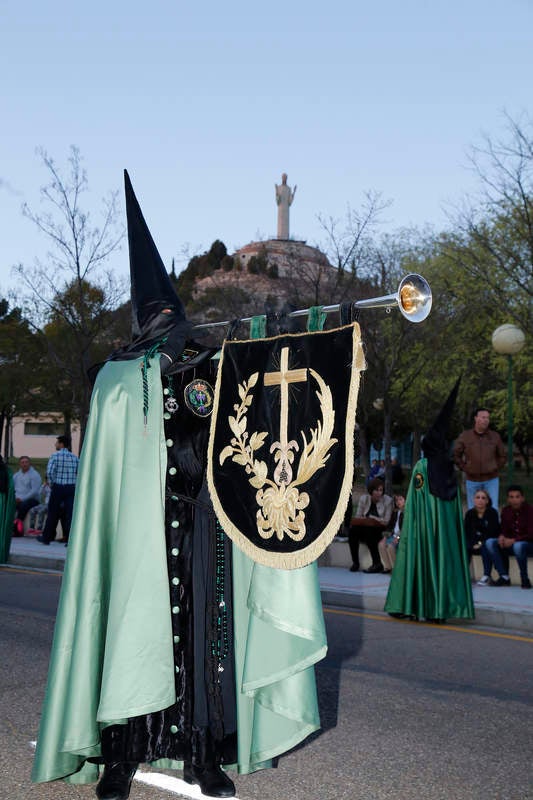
[232, 553, 326, 773]
[32, 356, 326, 785]
[0, 467, 15, 564]
[384, 458, 474, 621]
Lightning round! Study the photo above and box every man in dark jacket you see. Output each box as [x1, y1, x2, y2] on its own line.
[453, 408, 506, 510]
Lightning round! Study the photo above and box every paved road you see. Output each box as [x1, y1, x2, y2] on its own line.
[1, 568, 532, 800]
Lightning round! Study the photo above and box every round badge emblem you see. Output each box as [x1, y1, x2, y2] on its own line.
[414, 472, 424, 490]
[184, 379, 214, 417]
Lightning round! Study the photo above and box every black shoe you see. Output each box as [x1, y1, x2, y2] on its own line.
[184, 764, 236, 798]
[521, 578, 532, 589]
[96, 762, 138, 800]
[491, 577, 511, 587]
[36, 535, 50, 546]
[349, 564, 359, 572]
[363, 564, 384, 574]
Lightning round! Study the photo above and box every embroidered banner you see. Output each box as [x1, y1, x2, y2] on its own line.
[207, 323, 365, 569]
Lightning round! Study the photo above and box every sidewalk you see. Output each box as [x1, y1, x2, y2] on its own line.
[7, 535, 68, 572]
[6, 537, 533, 634]
[320, 566, 533, 635]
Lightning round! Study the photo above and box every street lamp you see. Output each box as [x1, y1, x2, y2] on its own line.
[492, 324, 526, 484]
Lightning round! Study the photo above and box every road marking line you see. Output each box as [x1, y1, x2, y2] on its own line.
[29, 743, 239, 798]
[324, 607, 533, 643]
[135, 770, 206, 797]
[0, 566, 62, 576]
[135, 769, 240, 798]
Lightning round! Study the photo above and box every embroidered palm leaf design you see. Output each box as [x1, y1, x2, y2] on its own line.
[292, 368, 337, 487]
[219, 373, 270, 482]
[218, 366, 337, 542]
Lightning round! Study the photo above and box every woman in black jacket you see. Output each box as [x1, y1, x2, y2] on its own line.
[464, 489, 500, 586]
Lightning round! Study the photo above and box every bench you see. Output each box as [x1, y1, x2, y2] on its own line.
[469, 552, 532, 585]
[318, 539, 374, 570]
[319, 538, 533, 585]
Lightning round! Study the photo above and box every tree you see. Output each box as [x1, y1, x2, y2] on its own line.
[246, 248, 269, 275]
[14, 147, 125, 445]
[310, 211, 435, 486]
[354, 231, 439, 490]
[175, 240, 234, 305]
[318, 189, 391, 275]
[38, 279, 127, 443]
[0, 298, 44, 459]
[386, 226, 531, 475]
[443, 113, 533, 332]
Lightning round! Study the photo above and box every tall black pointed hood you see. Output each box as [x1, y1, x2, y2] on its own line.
[104, 171, 192, 368]
[421, 377, 461, 500]
[125, 169, 189, 341]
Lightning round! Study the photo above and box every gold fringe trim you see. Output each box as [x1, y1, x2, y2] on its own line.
[207, 323, 366, 570]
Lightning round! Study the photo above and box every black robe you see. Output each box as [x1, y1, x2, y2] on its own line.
[100, 355, 237, 767]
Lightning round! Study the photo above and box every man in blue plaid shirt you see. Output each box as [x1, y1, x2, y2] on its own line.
[37, 436, 79, 545]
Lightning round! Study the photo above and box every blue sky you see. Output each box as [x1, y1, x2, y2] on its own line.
[1, 0, 532, 296]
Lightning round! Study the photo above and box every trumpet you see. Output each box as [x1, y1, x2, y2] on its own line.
[193, 272, 432, 330]
[351, 273, 432, 323]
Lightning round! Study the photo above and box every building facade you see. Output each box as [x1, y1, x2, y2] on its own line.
[11, 414, 80, 459]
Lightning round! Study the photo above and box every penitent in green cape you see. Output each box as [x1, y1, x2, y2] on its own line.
[384, 458, 474, 622]
[32, 357, 326, 785]
[33, 168, 326, 790]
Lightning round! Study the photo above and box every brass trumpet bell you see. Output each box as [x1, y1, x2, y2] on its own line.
[353, 273, 432, 323]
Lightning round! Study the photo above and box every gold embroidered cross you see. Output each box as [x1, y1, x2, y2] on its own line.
[264, 347, 307, 484]
[264, 347, 307, 445]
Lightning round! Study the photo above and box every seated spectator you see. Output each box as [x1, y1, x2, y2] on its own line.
[464, 489, 499, 586]
[378, 494, 405, 573]
[27, 483, 51, 534]
[12, 456, 41, 536]
[348, 478, 393, 573]
[485, 485, 533, 588]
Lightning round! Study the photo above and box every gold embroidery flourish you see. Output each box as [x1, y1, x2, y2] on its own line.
[219, 364, 337, 542]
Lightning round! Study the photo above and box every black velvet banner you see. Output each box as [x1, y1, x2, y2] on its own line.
[207, 324, 365, 569]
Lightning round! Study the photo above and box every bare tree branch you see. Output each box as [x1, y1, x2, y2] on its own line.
[14, 147, 126, 443]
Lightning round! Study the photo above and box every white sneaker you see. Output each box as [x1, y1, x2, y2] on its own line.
[477, 575, 490, 586]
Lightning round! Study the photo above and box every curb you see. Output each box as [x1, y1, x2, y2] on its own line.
[320, 588, 533, 635]
[7, 552, 533, 636]
[6, 553, 66, 573]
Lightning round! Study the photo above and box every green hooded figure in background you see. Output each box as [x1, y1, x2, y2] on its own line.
[384, 379, 474, 623]
[0, 456, 16, 564]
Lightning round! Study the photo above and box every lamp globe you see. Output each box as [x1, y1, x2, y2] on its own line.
[492, 324, 526, 356]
